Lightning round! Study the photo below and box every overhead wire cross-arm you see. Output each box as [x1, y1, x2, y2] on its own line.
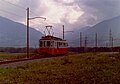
[29, 16, 46, 21]
[65, 31, 74, 33]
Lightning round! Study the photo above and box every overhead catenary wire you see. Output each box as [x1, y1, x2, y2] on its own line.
[2, 0, 26, 10]
[0, 1, 25, 19]
[1, 0, 43, 20]
[0, 8, 25, 18]
[0, 9, 45, 27]
[0, 10, 44, 27]
[0, 0, 47, 29]
[3, 0, 34, 14]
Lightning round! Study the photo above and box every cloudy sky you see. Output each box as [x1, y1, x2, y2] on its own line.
[0, 0, 120, 36]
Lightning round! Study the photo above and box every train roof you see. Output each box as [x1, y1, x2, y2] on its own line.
[40, 35, 66, 41]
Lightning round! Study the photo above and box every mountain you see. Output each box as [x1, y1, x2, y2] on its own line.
[0, 16, 43, 47]
[1, 15, 120, 48]
[66, 16, 120, 47]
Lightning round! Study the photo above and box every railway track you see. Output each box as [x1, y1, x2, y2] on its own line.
[0, 53, 76, 66]
[0, 54, 67, 66]
[0, 52, 109, 65]
[0, 55, 45, 65]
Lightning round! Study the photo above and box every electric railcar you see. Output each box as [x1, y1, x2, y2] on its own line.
[37, 35, 68, 55]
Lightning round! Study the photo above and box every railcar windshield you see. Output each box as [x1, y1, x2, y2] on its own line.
[39, 40, 54, 47]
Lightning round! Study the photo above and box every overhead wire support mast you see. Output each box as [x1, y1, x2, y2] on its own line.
[85, 36, 87, 48]
[95, 33, 98, 48]
[27, 8, 29, 58]
[63, 25, 64, 40]
[26, 8, 46, 58]
[63, 25, 74, 40]
[80, 32, 82, 47]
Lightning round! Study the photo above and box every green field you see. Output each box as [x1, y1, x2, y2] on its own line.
[0, 53, 120, 84]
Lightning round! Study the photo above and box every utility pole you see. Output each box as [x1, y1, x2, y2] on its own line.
[109, 29, 112, 47]
[109, 29, 114, 52]
[95, 33, 98, 47]
[84, 36, 87, 52]
[26, 8, 46, 58]
[112, 37, 114, 48]
[85, 36, 87, 47]
[80, 32, 82, 47]
[63, 25, 64, 40]
[27, 8, 29, 58]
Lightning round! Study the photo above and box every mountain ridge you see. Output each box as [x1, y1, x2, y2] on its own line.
[66, 16, 120, 47]
[0, 16, 43, 47]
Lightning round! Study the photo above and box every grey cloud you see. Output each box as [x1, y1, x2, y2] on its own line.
[59, 0, 120, 32]
[77, 0, 120, 25]
[53, 0, 120, 27]
[0, 0, 120, 32]
[53, 0, 75, 6]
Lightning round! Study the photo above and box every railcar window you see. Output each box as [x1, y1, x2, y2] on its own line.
[40, 41, 42, 47]
[57, 42, 59, 48]
[61, 42, 63, 46]
[47, 41, 50, 47]
[42, 41, 44, 47]
[55, 42, 57, 46]
[63, 43, 68, 47]
[44, 41, 46, 47]
[59, 42, 61, 46]
[51, 41, 54, 47]
[60, 42, 62, 46]
[66, 43, 68, 46]
[66, 43, 68, 47]
[64, 43, 66, 46]
[50, 41, 52, 47]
